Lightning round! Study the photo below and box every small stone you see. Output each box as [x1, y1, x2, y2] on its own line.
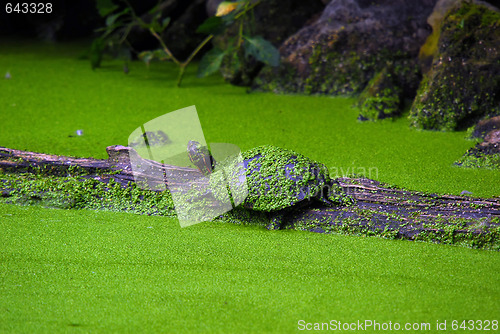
[5, 71, 11, 79]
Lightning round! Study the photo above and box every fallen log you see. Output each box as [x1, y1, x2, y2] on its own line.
[1, 146, 498, 249]
[0, 145, 205, 188]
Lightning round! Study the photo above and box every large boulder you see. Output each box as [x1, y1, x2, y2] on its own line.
[455, 115, 500, 169]
[210, 0, 325, 85]
[410, 1, 500, 131]
[253, 0, 436, 101]
[356, 66, 403, 120]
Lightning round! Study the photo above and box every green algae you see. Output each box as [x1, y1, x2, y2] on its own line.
[255, 34, 421, 103]
[255, 48, 382, 96]
[0, 38, 500, 334]
[240, 145, 350, 211]
[357, 67, 402, 120]
[2, 201, 499, 333]
[0, 170, 175, 216]
[456, 152, 500, 170]
[0, 39, 499, 199]
[286, 206, 500, 251]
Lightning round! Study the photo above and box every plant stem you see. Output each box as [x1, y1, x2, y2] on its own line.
[146, 0, 261, 87]
[177, 66, 185, 87]
[150, 28, 214, 87]
[234, 0, 260, 20]
[177, 35, 213, 86]
[182, 34, 214, 68]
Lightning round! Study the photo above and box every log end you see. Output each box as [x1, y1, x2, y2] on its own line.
[106, 145, 135, 165]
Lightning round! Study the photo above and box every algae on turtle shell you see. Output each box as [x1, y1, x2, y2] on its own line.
[238, 145, 353, 212]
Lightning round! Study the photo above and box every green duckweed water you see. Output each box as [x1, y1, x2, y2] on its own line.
[0, 40, 499, 333]
[0, 40, 498, 198]
[1, 203, 499, 333]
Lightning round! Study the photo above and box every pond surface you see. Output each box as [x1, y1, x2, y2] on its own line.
[0, 40, 498, 198]
[0, 40, 499, 333]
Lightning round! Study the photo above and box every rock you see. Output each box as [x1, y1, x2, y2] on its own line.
[455, 129, 500, 169]
[485, 129, 500, 144]
[356, 66, 403, 120]
[456, 116, 500, 170]
[410, 1, 500, 131]
[471, 115, 500, 139]
[254, 0, 435, 99]
[418, 0, 470, 72]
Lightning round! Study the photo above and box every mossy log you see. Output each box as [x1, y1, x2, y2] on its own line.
[1, 146, 498, 249]
[285, 178, 499, 248]
[0, 145, 204, 190]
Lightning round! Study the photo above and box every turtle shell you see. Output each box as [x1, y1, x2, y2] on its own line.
[238, 145, 333, 211]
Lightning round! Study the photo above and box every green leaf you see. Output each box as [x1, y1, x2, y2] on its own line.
[151, 13, 163, 32]
[137, 17, 151, 30]
[243, 36, 280, 67]
[96, 0, 118, 17]
[148, 2, 161, 15]
[138, 51, 154, 66]
[220, 0, 247, 24]
[197, 48, 226, 78]
[144, 14, 170, 33]
[105, 8, 130, 27]
[153, 49, 170, 61]
[196, 16, 224, 35]
[162, 17, 171, 30]
[221, 10, 238, 25]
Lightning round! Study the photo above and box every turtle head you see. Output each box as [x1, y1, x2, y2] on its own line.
[187, 140, 216, 175]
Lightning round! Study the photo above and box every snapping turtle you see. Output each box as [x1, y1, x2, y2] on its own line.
[237, 146, 354, 229]
[187, 143, 354, 229]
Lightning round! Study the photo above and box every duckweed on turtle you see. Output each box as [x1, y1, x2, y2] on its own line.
[232, 145, 354, 229]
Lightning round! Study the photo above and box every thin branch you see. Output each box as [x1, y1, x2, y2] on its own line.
[182, 34, 214, 67]
[149, 27, 181, 65]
